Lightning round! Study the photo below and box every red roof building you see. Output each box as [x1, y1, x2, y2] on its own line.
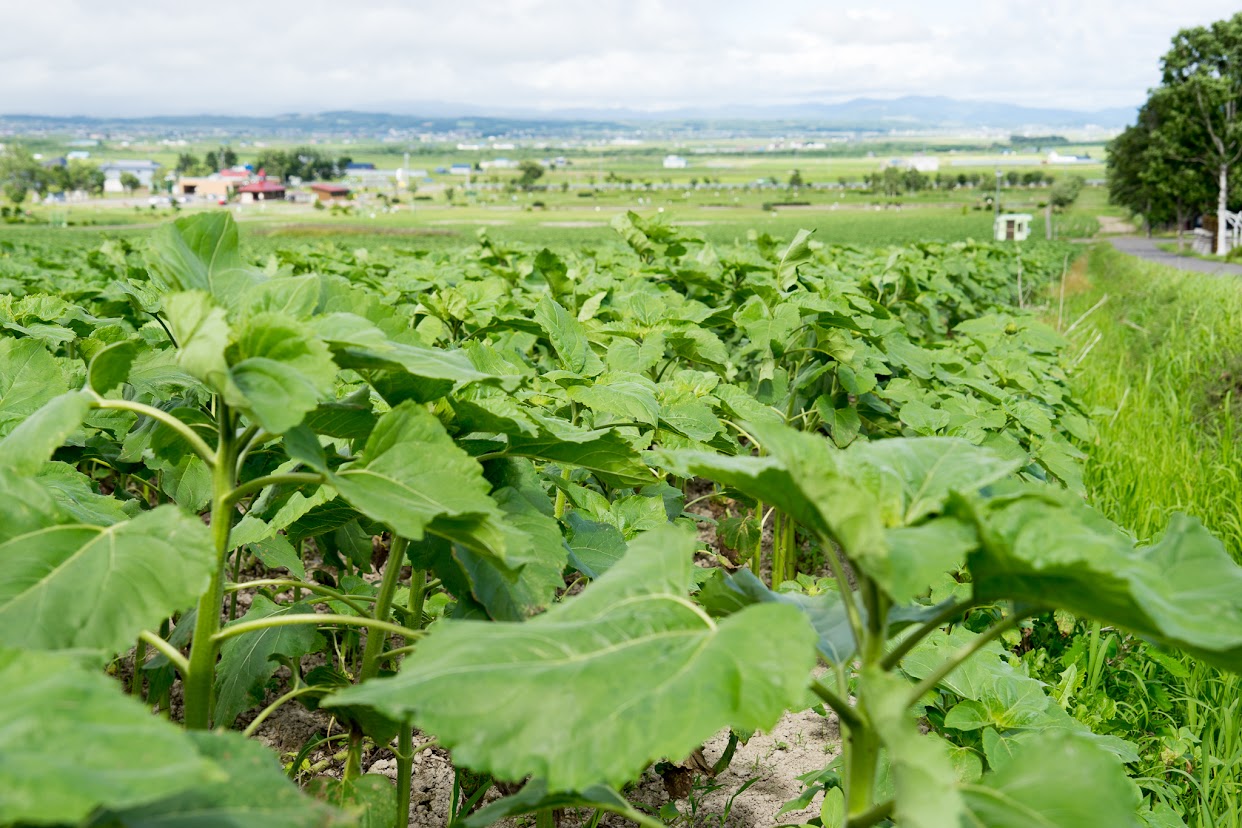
[237, 180, 286, 201]
[310, 183, 351, 202]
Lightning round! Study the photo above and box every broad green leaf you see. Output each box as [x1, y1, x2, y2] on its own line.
[0, 390, 90, 475]
[506, 416, 652, 487]
[88, 339, 140, 394]
[566, 371, 660, 427]
[534, 295, 604, 376]
[147, 212, 258, 300]
[532, 248, 572, 296]
[87, 730, 342, 828]
[332, 402, 508, 559]
[965, 489, 1242, 672]
[451, 486, 568, 620]
[162, 289, 232, 393]
[244, 274, 322, 319]
[228, 312, 339, 434]
[819, 786, 845, 828]
[306, 775, 394, 828]
[883, 517, 978, 604]
[0, 504, 214, 653]
[961, 730, 1141, 828]
[564, 511, 628, 578]
[777, 228, 816, 288]
[0, 470, 69, 543]
[214, 596, 323, 728]
[248, 534, 307, 579]
[0, 646, 220, 825]
[697, 568, 856, 664]
[326, 526, 818, 791]
[0, 337, 69, 435]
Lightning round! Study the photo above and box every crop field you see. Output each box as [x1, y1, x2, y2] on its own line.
[2, 210, 1237, 828]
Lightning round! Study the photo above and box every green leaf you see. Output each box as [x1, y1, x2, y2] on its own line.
[965, 490, 1242, 672]
[777, 228, 816, 288]
[566, 372, 660, 427]
[88, 339, 140, 394]
[534, 295, 604, 376]
[162, 289, 233, 393]
[961, 730, 1141, 828]
[248, 534, 308, 580]
[0, 390, 90, 475]
[214, 596, 323, 728]
[819, 786, 844, 828]
[87, 729, 342, 827]
[697, 568, 856, 664]
[883, 517, 978, 604]
[228, 312, 339, 434]
[0, 337, 69, 436]
[462, 780, 646, 828]
[0, 646, 220, 825]
[0, 503, 214, 653]
[306, 775, 394, 828]
[35, 462, 131, 526]
[505, 417, 652, 487]
[332, 402, 508, 559]
[147, 212, 258, 300]
[452, 486, 568, 620]
[326, 526, 818, 791]
[565, 511, 628, 578]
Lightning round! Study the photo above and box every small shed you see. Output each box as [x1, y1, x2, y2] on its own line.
[310, 183, 351, 202]
[237, 180, 287, 203]
[994, 213, 1032, 242]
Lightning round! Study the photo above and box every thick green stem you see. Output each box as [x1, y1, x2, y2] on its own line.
[408, 568, 427, 629]
[359, 536, 410, 683]
[90, 395, 216, 467]
[844, 722, 880, 820]
[879, 599, 973, 671]
[224, 579, 374, 617]
[224, 472, 325, 508]
[396, 723, 414, 828]
[211, 613, 423, 644]
[846, 798, 895, 828]
[810, 679, 863, 732]
[183, 403, 238, 730]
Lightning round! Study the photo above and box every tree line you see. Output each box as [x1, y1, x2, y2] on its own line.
[1108, 12, 1242, 252]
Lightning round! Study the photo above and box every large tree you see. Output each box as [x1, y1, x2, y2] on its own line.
[1108, 93, 1214, 245]
[0, 145, 47, 207]
[1160, 12, 1242, 254]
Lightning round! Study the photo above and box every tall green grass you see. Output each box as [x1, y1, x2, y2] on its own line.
[1063, 244, 1242, 827]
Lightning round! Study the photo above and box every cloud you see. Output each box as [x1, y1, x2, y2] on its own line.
[0, 0, 1238, 116]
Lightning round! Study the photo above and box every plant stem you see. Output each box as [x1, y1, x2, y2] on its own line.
[131, 635, 146, 696]
[396, 723, 414, 828]
[90, 395, 216, 467]
[879, 599, 973, 671]
[359, 536, 409, 683]
[846, 798, 895, 828]
[408, 568, 427, 629]
[844, 721, 880, 821]
[224, 472, 325, 507]
[241, 686, 318, 738]
[810, 679, 863, 732]
[536, 809, 556, 828]
[210, 614, 424, 644]
[183, 402, 238, 730]
[139, 629, 190, 678]
[903, 610, 1035, 708]
[224, 579, 374, 616]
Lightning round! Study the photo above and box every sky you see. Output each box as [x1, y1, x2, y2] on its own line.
[2, 0, 1239, 117]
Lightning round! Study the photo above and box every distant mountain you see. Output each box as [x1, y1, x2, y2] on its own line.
[0, 96, 1136, 135]
[541, 96, 1136, 129]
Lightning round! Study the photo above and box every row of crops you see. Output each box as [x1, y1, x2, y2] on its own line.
[2, 212, 1238, 827]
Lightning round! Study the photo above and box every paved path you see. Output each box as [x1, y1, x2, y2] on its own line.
[1108, 236, 1242, 276]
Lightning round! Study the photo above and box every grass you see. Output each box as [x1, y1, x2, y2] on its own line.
[1059, 244, 1242, 826]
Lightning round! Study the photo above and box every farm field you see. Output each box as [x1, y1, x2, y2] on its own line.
[2, 206, 1241, 828]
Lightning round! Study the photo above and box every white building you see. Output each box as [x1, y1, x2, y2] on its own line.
[994, 213, 1032, 242]
[101, 160, 161, 193]
[663, 155, 688, 169]
[886, 156, 940, 173]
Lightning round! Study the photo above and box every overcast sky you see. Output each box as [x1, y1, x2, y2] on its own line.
[3, 1, 1238, 117]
